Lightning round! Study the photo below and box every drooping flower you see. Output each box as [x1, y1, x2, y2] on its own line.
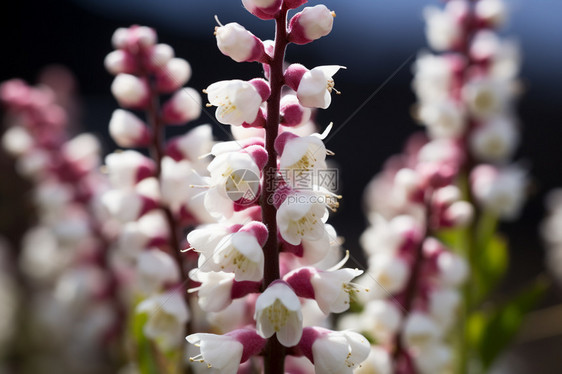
[254, 281, 303, 347]
[205, 79, 269, 126]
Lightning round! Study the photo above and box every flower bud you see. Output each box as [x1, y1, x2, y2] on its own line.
[149, 43, 174, 68]
[161, 87, 202, 125]
[280, 94, 311, 127]
[111, 27, 129, 49]
[105, 150, 156, 189]
[155, 58, 192, 93]
[216, 22, 266, 63]
[242, 0, 283, 20]
[288, 5, 335, 45]
[166, 124, 213, 162]
[110, 74, 149, 108]
[475, 0, 507, 28]
[104, 50, 136, 75]
[108, 109, 151, 148]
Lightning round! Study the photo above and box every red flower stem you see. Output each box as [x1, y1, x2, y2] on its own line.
[262, 6, 289, 374]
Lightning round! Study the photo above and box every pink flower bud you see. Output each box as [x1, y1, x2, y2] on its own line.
[288, 5, 335, 45]
[148, 43, 175, 69]
[111, 28, 130, 49]
[216, 22, 266, 63]
[280, 94, 311, 127]
[165, 124, 213, 162]
[104, 50, 136, 75]
[110, 74, 149, 108]
[155, 58, 192, 93]
[284, 63, 308, 91]
[161, 87, 202, 125]
[108, 109, 151, 148]
[242, 0, 283, 20]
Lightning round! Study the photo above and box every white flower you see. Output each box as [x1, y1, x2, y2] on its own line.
[188, 270, 235, 312]
[105, 150, 154, 189]
[186, 333, 243, 374]
[277, 191, 328, 245]
[475, 0, 507, 27]
[137, 249, 180, 294]
[254, 282, 302, 347]
[367, 254, 410, 295]
[469, 116, 519, 163]
[419, 100, 467, 139]
[310, 268, 363, 314]
[428, 288, 461, 330]
[355, 347, 393, 374]
[108, 109, 149, 148]
[118, 210, 169, 257]
[423, 3, 463, 51]
[206, 80, 264, 126]
[136, 291, 189, 350]
[437, 251, 469, 287]
[2, 126, 33, 156]
[160, 157, 205, 211]
[413, 53, 453, 103]
[205, 151, 261, 216]
[160, 58, 192, 91]
[402, 312, 442, 349]
[301, 224, 340, 267]
[363, 299, 403, 344]
[361, 214, 418, 257]
[412, 343, 453, 374]
[278, 135, 327, 181]
[463, 77, 511, 120]
[191, 225, 265, 282]
[297, 66, 344, 109]
[471, 165, 527, 219]
[101, 189, 144, 222]
[111, 74, 148, 108]
[311, 330, 371, 374]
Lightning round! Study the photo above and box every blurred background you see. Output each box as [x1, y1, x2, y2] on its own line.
[1, 0, 561, 371]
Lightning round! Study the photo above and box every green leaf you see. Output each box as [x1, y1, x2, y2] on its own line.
[476, 276, 549, 369]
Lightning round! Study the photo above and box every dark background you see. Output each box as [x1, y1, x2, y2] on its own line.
[1, 0, 561, 371]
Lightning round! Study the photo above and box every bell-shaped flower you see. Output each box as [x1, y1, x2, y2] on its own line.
[215, 22, 266, 63]
[188, 270, 261, 313]
[284, 263, 364, 314]
[137, 249, 180, 294]
[187, 329, 267, 374]
[462, 77, 511, 120]
[276, 132, 327, 185]
[423, 2, 464, 51]
[280, 94, 312, 128]
[117, 210, 169, 257]
[402, 312, 443, 349]
[254, 281, 302, 347]
[469, 116, 519, 163]
[206, 79, 269, 126]
[298, 327, 370, 374]
[363, 299, 403, 344]
[471, 164, 527, 220]
[191, 222, 267, 282]
[285, 64, 344, 109]
[276, 190, 329, 246]
[105, 150, 155, 189]
[412, 343, 453, 374]
[418, 99, 467, 139]
[288, 5, 335, 45]
[367, 253, 410, 295]
[136, 290, 190, 350]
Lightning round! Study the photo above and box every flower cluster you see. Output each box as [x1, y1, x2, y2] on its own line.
[415, 0, 526, 219]
[1, 77, 119, 372]
[185, 1, 369, 373]
[102, 26, 212, 355]
[347, 0, 527, 373]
